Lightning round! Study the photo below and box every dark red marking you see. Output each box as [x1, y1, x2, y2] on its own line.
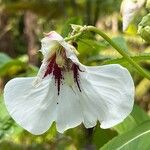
[44, 55, 63, 95]
[43, 54, 82, 95]
[53, 61, 63, 95]
[71, 63, 82, 92]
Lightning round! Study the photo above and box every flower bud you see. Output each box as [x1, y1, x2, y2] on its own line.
[138, 13, 150, 43]
[71, 24, 82, 32]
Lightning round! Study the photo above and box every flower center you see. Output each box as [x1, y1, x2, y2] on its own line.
[43, 53, 82, 95]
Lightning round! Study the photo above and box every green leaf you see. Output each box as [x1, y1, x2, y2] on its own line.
[113, 105, 150, 134]
[0, 95, 9, 119]
[112, 36, 128, 51]
[0, 53, 12, 68]
[0, 53, 27, 77]
[0, 59, 27, 77]
[80, 39, 107, 51]
[87, 55, 113, 63]
[103, 54, 150, 65]
[100, 121, 150, 150]
[78, 39, 107, 64]
[93, 126, 117, 149]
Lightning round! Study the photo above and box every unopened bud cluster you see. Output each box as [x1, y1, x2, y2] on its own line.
[138, 13, 150, 43]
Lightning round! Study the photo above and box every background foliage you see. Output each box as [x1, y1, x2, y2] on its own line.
[0, 0, 150, 149]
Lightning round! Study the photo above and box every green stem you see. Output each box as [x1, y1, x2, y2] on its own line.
[65, 26, 150, 80]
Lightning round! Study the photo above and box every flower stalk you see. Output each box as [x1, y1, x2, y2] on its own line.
[65, 25, 150, 80]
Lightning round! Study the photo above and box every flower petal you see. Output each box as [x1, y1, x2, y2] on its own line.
[40, 31, 63, 57]
[4, 77, 57, 135]
[33, 60, 49, 86]
[46, 31, 63, 41]
[59, 41, 80, 63]
[56, 83, 83, 133]
[77, 91, 98, 128]
[40, 38, 58, 57]
[59, 41, 87, 71]
[41, 31, 81, 66]
[80, 64, 134, 128]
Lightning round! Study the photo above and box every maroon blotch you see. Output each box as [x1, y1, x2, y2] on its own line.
[44, 55, 63, 95]
[71, 63, 82, 92]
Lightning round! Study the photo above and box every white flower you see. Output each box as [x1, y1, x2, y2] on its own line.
[121, 0, 145, 31]
[4, 31, 135, 135]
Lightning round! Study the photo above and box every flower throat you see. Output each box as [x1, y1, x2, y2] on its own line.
[43, 53, 82, 95]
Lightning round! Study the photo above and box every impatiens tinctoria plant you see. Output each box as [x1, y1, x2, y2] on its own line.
[4, 31, 135, 135]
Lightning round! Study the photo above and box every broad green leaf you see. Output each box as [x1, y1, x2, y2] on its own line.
[113, 105, 150, 134]
[93, 126, 117, 149]
[100, 121, 150, 150]
[87, 55, 114, 63]
[79, 39, 107, 51]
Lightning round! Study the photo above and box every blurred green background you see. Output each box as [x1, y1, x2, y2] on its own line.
[0, 0, 150, 149]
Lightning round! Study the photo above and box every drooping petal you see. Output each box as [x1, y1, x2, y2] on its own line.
[59, 41, 86, 70]
[59, 41, 80, 62]
[4, 77, 57, 135]
[40, 31, 81, 66]
[79, 64, 134, 129]
[55, 83, 83, 133]
[40, 31, 64, 58]
[46, 31, 63, 41]
[40, 39, 58, 58]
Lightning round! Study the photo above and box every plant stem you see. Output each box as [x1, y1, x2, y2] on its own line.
[84, 128, 96, 150]
[65, 26, 150, 80]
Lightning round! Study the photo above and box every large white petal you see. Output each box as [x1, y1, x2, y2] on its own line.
[80, 64, 134, 128]
[4, 77, 57, 135]
[55, 83, 83, 133]
[76, 90, 98, 128]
